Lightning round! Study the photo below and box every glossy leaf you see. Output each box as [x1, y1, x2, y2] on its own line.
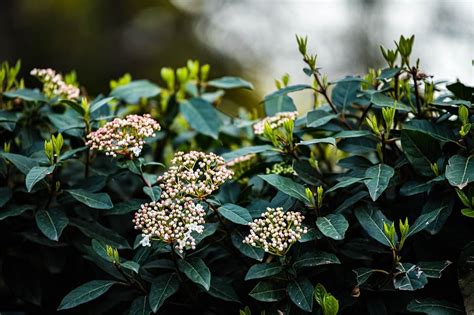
[292, 251, 340, 269]
[287, 278, 313, 312]
[57, 280, 116, 310]
[259, 174, 310, 204]
[316, 214, 348, 240]
[364, 164, 394, 201]
[129, 296, 151, 315]
[67, 189, 113, 209]
[245, 263, 283, 280]
[249, 281, 286, 302]
[207, 76, 253, 90]
[35, 209, 68, 241]
[445, 155, 474, 189]
[393, 263, 427, 291]
[354, 207, 394, 247]
[180, 98, 222, 139]
[1, 153, 38, 175]
[149, 273, 180, 312]
[218, 204, 252, 225]
[25, 165, 55, 192]
[407, 298, 464, 314]
[110, 80, 160, 103]
[178, 257, 211, 291]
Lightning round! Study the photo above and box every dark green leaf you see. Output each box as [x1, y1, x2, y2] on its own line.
[221, 145, 273, 161]
[207, 277, 240, 303]
[407, 206, 445, 238]
[89, 97, 114, 113]
[121, 261, 140, 274]
[297, 137, 336, 147]
[0, 187, 12, 207]
[333, 130, 372, 139]
[180, 98, 222, 139]
[245, 263, 283, 280]
[249, 281, 286, 302]
[0, 204, 34, 220]
[407, 298, 465, 315]
[403, 119, 457, 143]
[105, 199, 146, 216]
[316, 214, 348, 240]
[218, 204, 252, 225]
[306, 110, 337, 128]
[35, 209, 68, 241]
[259, 174, 309, 204]
[370, 93, 411, 111]
[264, 95, 296, 116]
[231, 230, 265, 261]
[364, 164, 394, 201]
[326, 177, 365, 193]
[67, 189, 113, 209]
[331, 79, 360, 111]
[401, 130, 440, 176]
[129, 296, 151, 315]
[293, 251, 340, 269]
[418, 261, 451, 278]
[110, 80, 160, 103]
[265, 84, 311, 99]
[70, 219, 130, 249]
[143, 186, 161, 202]
[287, 278, 313, 312]
[26, 165, 55, 192]
[57, 280, 116, 310]
[445, 155, 474, 189]
[353, 268, 379, 286]
[377, 67, 401, 80]
[207, 76, 253, 90]
[1, 153, 38, 175]
[393, 263, 427, 291]
[354, 207, 394, 247]
[149, 273, 180, 312]
[178, 257, 211, 291]
[3, 88, 46, 102]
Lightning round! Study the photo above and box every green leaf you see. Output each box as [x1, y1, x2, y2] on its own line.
[377, 67, 401, 80]
[259, 174, 309, 204]
[445, 155, 474, 189]
[35, 209, 68, 241]
[143, 186, 161, 202]
[59, 146, 88, 161]
[265, 84, 311, 99]
[403, 119, 457, 143]
[57, 280, 116, 310]
[406, 206, 445, 238]
[207, 277, 240, 303]
[1, 153, 38, 175]
[399, 176, 445, 196]
[110, 80, 160, 103]
[149, 273, 180, 312]
[287, 278, 314, 312]
[89, 97, 114, 113]
[333, 130, 372, 139]
[221, 145, 273, 161]
[129, 296, 151, 315]
[353, 268, 379, 286]
[231, 230, 264, 261]
[264, 95, 296, 116]
[322, 294, 339, 315]
[354, 207, 394, 247]
[67, 189, 113, 209]
[218, 204, 252, 225]
[121, 261, 140, 274]
[401, 130, 441, 176]
[105, 199, 146, 216]
[249, 281, 286, 302]
[26, 165, 55, 192]
[326, 177, 365, 193]
[316, 214, 349, 240]
[314, 283, 327, 305]
[418, 261, 451, 278]
[393, 263, 427, 291]
[364, 164, 394, 201]
[370, 93, 411, 111]
[461, 208, 474, 218]
[245, 263, 283, 280]
[297, 137, 336, 147]
[180, 98, 222, 139]
[178, 257, 211, 291]
[306, 110, 337, 128]
[292, 251, 340, 269]
[407, 298, 465, 315]
[0, 204, 34, 220]
[332, 79, 360, 111]
[3, 88, 46, 102]
[70, 219, 130, 249]
[0, 187, 12, 207]
[207, 76, 253, 90]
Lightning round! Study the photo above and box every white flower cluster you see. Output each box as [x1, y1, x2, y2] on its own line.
[243, 207, 307, 256]
[86, 114, 160, 157]
[30, 68, 80, 100]
[133, 198, 206, 252]
[159, 151, 234, 199]
[253, 111, 298, 135]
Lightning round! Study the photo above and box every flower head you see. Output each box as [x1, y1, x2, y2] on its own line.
[30, 68, 80, 100]
[253, 111, 298, 135]
[133, 198, 206, 252]
[243, 207, 307, 256]
[86, 114, 160, 158]
[159, 151, 233, 199]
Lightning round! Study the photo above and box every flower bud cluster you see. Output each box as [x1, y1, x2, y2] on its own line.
[159, 151, 234, 199]
[133, 198, 206, 252]
[243, 207, 307, 256]
[30, 68, 80, 100]
[253, 111, 298, 135]
[86, 114, 160, 157]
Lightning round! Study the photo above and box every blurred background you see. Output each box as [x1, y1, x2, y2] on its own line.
[0, 0, 472, 106]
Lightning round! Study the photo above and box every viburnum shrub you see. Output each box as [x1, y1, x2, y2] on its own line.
[0, 35, 472, 314]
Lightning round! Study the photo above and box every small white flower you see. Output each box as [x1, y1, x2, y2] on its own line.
[139, 234, 151, 247]
[131, 147, 142, 157]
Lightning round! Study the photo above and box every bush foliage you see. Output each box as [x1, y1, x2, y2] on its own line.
[0, 35, 473, 314]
